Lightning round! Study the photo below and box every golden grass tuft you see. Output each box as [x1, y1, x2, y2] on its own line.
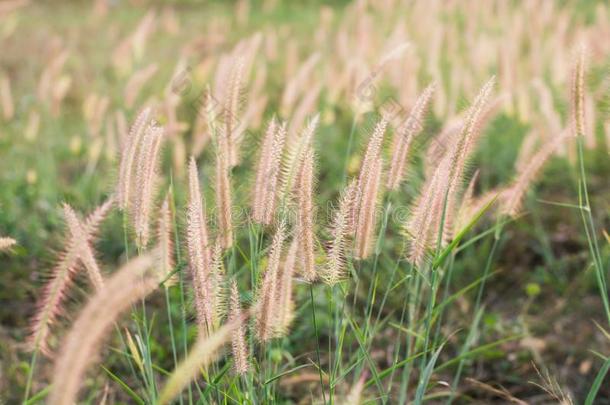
[63, 204, 105, 291]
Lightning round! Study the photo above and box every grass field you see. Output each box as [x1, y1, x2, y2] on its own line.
[1, 1, 609, 404]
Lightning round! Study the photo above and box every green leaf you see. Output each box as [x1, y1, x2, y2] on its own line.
[102, 366, 145, 405]
[585, 357, 610, 405]
[433, 195, 498, 268]
[436, 335, 523, 371]
[414, 342, 445, 404]
[265, 364, 312, 385]
[23, 386, 51, 405]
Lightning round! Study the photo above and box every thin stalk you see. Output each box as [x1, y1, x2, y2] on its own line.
[327, 286, 335, 404]
[448, 224, 502, 404]
[398, 268, 422, 403]
[419, 182, 452, 378]
[164, 287, 180, 404]
[576, 136, 610, 324]
[23, 347, 38, 402]
[433, 254, 455, 348]
[364, 201, 392, 340]
[169, 173, 193, 404]
[387, 284, 410, 395]
[310, 284, 327, 404]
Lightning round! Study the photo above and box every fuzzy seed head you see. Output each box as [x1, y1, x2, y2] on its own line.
[387, 83, 435, 190]
[323, 182, 356, 285]
[296, 147, 316, 282]
[571, 46, 586, 138]
[354, 157, 383, 260]
[256, 221, 286, 342]
[49, 252, 160, 405]
[117, 107, 151, 211]
[229, 280, 250, 375]
[0, 237, 16, 251]
[253, 118, 287, 225]
[158, 193, 176, 286]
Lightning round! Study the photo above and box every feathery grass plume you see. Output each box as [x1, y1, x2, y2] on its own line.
[229, 279, 249, 375]
[281, 52, 320, 116]
[280, 114, 319, 200]
[191, 92, 213, 158]
[256, 221, 286, 342]
[353, 43, 410, 114]
[157, 317, 244, 405]
[117, 107, 151, 210]
[501, 134, 567, 217]
[515, 130, 539, 172]
[405, 76, 494, 263]
[449, 77, 496, 181]
[29, 198, 114, 356]
[186, 157, 214, 336]
[386, 83, 435, 190]
[224, 59, 245, 168]
[287, 83, 322, 139]
[133, 122, 164, 248]
[571, 46, 586, 137]
[423, 118, 463, 178]
[48, 251, 160, 405]
[158, 192, 176, 286]
[0, 237, 16, 251]
[354, 157, 383, 260]
[405, 158, 448, 266]
[63, 204, 104, 291]
[123, 327, 144, 373]
[30, 246, 80, 356]
[353, 118, 387, 260]
[454, 170, 479, 231]
[355, 118, 387, 214]
[124, 63, 158, 108]
[323, 182, 356, 285]
[275, 238, 297, 334]
[209, 243, 227, 331]
[423, 92, 502, 178]
[296, 147, 316, 282]
[440, 77, 495, 241]
[216, 83, 235, 248]
[253, 118, 287, 225]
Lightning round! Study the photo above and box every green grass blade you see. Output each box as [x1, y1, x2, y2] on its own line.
[433, 195, 498, 268]
[585, 357, 610, 405]
[414, 342, 445, 405]
[102, 366, 145, 405]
